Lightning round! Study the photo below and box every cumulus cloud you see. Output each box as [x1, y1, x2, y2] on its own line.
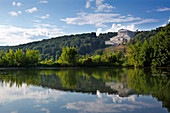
[61, 12, 141, 27]
[157, 7, 170, 12]
[12, 2, 16, 6]
[9, 11, 18, 16]
[18, 11, 22, 14]
[95, 0, 116, 12]
[17, 2, 22, 6]
[25, 7, 38, 13]
[12, 2, 22, 6]
[41, 14, 50, 19]
[39, 1, 48, 4]
[96, 28, 102, 36]
[106, 23, 136, 33]
[9, 11, 22, 16]
[85, 0, 115, 12]
[0, 24, 64, 46]
[85, 0, 94, 8]
[169, 16, 170, 22]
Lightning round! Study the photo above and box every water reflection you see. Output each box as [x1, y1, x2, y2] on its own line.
[0, 68, 169, 113]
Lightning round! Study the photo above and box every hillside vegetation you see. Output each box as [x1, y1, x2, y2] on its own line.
[1, 32, 117, 61]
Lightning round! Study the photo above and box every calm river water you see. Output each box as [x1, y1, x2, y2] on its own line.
[0, 68, 169, 113]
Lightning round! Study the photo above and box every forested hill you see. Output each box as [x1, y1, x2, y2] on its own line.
[1, 23, 169, 61]
[130, 25, 163, 44]
[1, 32, 117, 60]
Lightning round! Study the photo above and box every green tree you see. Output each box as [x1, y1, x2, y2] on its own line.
[139, 39, 151, 66]
[149, 27, 170, 67]
[127, 42, 142, 67]
[58, 46, 78, 65]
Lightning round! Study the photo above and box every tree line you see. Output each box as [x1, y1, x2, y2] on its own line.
[0, 49, 40, 67]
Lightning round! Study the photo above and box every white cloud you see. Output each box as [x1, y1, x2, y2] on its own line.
[132, 19, 159, 25]
[25, 7, 38, 13]
[169, 16, 170, 22]
[96, 28, 102, 36]
[17, 2, 22, 7]
[61, 12, 141, 27]
[12, 2, 22, 6]
[96, 0, 104, 6]
[106, 23, 136, 33]
[157, 7, 170, 12]
[95, 0, 115, 12]
[127, 14, 132, 17]
[85, 0, 115, 12]
[85, 0, 94, 8]
[162, 24, 166, 27]
[12, 2, 16, 6]
[41, 14, 50, 19]
[9, 11, 22, 16]
[95, 3, 116, 12]
[33, 20, 41, 23]
[18, 11, 22, 14]
[34, 23, 57, 28]
[39, 1, 48, 4]
[0, 24, 64, 46]
[9, 11, 18, 16]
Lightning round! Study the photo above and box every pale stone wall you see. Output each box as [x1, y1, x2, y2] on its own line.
[105, 29, 135, 46]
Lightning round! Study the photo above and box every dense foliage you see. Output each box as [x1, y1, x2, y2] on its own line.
[128, 23, 170, 67]
[130, 26, 162, 44]
[0, 49, 40, 67]
[58, 46, 78, 65]
[1, 32, 117, 61]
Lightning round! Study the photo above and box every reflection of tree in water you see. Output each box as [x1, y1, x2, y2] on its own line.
[0, 68, 169, 111]
[57, 70, 78, 88]
[0, 70, 41, 87]
[127, 68, 170, 112]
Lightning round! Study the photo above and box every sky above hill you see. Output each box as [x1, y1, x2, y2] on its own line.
[0, 0, 170, 46]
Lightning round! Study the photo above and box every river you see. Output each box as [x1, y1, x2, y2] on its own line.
[0, 68, 169, 113]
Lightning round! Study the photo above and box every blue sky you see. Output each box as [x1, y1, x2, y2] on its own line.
[0, 0, 170, 46]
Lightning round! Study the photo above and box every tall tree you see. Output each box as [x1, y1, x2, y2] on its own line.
[58, 46, 78, 65]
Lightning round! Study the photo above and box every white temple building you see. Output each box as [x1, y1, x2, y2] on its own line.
[105, 29, 135, 46]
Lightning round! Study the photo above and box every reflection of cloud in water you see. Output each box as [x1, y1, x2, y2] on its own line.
[107, 93, 136, 103]
[41, 108, 50, 113]
[11, 111, 18, 113]
[97, 90, 102, 99]
[64, 91, 159, 113]
[64, 100, 140, 112]
[0, 83, 65, 104]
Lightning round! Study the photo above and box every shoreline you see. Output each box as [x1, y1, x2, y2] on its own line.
[0, 66, 169, 70]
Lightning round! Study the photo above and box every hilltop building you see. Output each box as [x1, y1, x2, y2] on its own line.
[105, 29, 135, 46]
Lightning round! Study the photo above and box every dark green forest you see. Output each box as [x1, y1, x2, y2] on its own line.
[128, 23, 170, 67]
[0, 32, 117, 61]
